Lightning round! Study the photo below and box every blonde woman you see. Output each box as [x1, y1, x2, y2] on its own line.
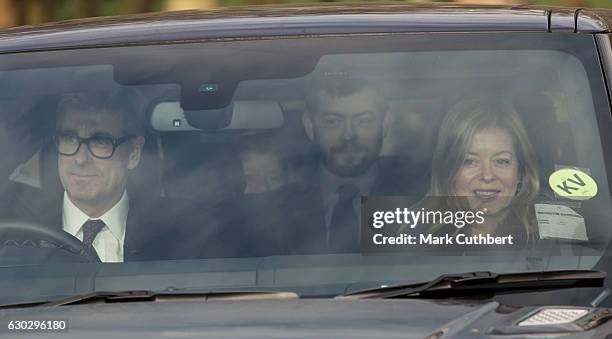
[409, 97, 540, 248]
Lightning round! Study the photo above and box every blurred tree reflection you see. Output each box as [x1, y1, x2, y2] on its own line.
[0, 0, 611, 29]
[0, 0, 164, 27]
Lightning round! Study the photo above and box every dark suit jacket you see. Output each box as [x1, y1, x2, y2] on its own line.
[2, 182, 234, 262]
[291, 156, 431, 253]
[236, 184, 325, 257]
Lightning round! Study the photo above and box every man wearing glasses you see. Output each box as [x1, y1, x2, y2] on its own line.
[54, 91, 145, 262]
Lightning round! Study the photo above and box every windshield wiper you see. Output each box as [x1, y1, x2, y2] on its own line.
[338, 270, 605, 299]
[0, 290, 299, 309]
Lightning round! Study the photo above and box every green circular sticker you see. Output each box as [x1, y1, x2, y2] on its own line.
[548, 168, 598, 201]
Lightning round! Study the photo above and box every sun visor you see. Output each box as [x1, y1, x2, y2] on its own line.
[150, 101, 284, 132]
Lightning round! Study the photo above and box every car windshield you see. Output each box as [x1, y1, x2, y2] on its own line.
[0, 33, 611, 304]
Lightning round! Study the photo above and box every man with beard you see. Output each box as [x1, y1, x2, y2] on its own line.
[300, 77, 417, 253]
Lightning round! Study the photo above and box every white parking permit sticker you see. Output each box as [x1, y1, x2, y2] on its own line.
[535, 204, 587, 241]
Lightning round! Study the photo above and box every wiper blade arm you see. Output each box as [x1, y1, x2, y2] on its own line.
[339, 270, 606, 299]
[0, 290, 299, 308]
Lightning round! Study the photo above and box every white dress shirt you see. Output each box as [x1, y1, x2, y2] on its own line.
[62, 191, 128, 263]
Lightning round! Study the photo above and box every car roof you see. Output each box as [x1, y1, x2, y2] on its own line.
[0, 3, 610, 53]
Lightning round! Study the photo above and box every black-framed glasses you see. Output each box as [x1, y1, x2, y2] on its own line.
[54, 133, 134, 159]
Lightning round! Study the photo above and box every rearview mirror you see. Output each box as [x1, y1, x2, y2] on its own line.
[150, 100, 284, 132]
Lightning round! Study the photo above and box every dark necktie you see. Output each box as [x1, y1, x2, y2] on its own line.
[329, 184, 360, 253]
[81, 219, 105, 257]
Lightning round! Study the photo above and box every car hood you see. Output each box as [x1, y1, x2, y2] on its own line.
[1, 299, 611, 338]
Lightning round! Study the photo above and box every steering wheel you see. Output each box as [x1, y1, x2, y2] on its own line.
[0, 220, 101, 263]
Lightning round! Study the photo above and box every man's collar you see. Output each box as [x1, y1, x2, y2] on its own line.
[62, 190, 129, 241]
[320, 163, 378, 197]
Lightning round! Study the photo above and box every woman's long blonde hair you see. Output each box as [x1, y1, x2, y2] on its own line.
[422, 98, 540, 240]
